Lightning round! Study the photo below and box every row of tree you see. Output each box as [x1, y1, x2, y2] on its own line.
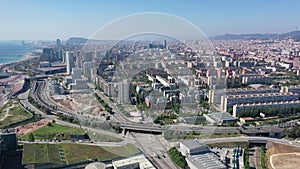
[154, 113, 178, 125]
[57, 112, 79, 124]
[168, 147, 187, 169]
[285, 125, 300, 139]
[237, 105, 300, 118]
[94, 94, 113, 113]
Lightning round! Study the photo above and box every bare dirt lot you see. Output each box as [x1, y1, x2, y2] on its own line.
[271, 153, 300, 169]
[267, 142, 300, 169]
[17, 120, 50, 137]
[52, 93, 105, 115]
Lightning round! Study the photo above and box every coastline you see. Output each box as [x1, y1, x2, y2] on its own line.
[0, 50, 41, 71]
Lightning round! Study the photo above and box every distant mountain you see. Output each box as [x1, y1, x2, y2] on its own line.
[66, 37, 88, 45]
[212, 31, 300, 41]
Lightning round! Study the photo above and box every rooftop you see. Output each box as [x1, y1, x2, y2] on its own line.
[240, 117, 255, 121]
[187, 153, 226, 169]
[210, 112, 236, 120]
[112, 155, 155, 169]
[226, 92, 298, 98]
[181, 139, 209, 151]
[234, 100, 300, 107]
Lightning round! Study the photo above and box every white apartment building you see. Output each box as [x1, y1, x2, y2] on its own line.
[221, 92, 299, 111]
[233, 100, 300, 117]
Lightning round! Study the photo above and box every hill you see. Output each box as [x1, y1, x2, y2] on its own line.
[66, 37, 88, 45]
[213, 30, 300, 41]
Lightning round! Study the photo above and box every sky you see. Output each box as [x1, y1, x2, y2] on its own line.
[0, 0, 299, 40]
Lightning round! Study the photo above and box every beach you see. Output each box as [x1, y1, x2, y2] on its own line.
[0, 41, 41, 71]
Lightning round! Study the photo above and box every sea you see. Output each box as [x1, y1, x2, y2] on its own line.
[0, 41, 40, 65]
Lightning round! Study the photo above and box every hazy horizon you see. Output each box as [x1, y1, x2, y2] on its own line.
[1, 0, 300, 40]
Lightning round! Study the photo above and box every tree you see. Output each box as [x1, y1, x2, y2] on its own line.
[47, 122, 53, 127]
[29, 133, 35, 142]
[168, 147, 187, 168]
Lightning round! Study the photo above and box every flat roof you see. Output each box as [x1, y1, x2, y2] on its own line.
[181, 139, 209, 151]
[226, 92, 298, 98]
[240, 117, 254, 121]
[210, 112, 236, 120]
[112, 155, 155, 169]
[187, 153, 226, 169]
[234, 100, 300, 107]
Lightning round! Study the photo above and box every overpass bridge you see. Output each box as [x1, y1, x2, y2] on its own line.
[200, 136, 291, 145]
[111, 123, 164, 135]
[241, 126, 285, 138]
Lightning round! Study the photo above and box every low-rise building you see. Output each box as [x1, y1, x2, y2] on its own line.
[204, 112, 237, 125]
[179, 139, 226, 169]
[179, 139, 210, 156]
[186, 153, 226, 169]
[112, 154, 155, 169]
[240, 117, 255, 124]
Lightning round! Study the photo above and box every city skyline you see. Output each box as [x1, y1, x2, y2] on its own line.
[0, 0, 300, 40]
[0, 1, 300, 168]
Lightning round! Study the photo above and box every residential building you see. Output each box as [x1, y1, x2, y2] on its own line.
[233, 100, 300, 117]
[118, 80, 130, 104]
[240, 74, 272, 85]
[221, 92, 299, 111]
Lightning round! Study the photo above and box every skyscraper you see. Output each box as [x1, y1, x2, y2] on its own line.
[118, 79, 130, 104]
[41, 48, 54, 61]
[56, 39, 61, 49]
[65, 51, 74, 75]
[83, 61, 94, 76]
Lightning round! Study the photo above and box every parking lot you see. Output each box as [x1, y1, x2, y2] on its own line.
[211, 147, 244, 169]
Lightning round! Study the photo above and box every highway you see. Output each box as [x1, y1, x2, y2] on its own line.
[18, 89, 125, 141]
[93, 89, 242, 135]
[131, 133, 179, 169]
[16, 79, 300, 169]
[94, 90, 133, 123]
[29, 79, 239, 136]
[36, 79, 134, 127]
[25, 80, 293, 142]
[167, 124, 239, 134]
[198, 136, 292, 145]
[31, 80, 110, 126]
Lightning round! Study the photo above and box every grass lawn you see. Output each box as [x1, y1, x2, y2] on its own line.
[101, 144, 140, 157]
[21, 123, 86, 140]
[63, 143, 140, 163]
[23, 144, 55, 164]
[88, 132, 123, 142]
[22, 143, 140, 164]
[62, 143, 118, 163]
[0, 99, 33, 128]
